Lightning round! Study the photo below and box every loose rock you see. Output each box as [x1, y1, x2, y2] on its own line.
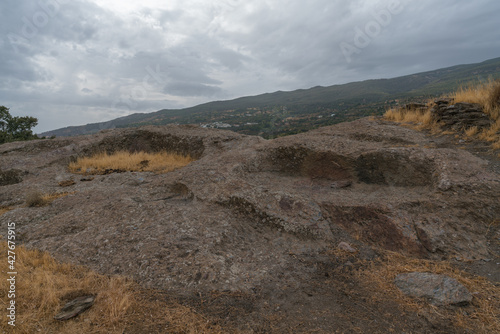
[394, 272, 472, 306]
[330, 180, 352, 189]
[338, 242, 357, 253]
[59, 179, 76, 187]
[54, 295, 95, 320]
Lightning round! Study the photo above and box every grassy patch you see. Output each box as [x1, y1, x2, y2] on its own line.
[452, 79, 500, 120]
[68, 151, 194, 175]
[464, 126, 479, 138]
[0, 241, 223, 333]
[384, 105, 442, 133]
[25, 191, 73, 207]
[357, 251, 500, 333]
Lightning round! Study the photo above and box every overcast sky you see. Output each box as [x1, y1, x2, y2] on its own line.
[1, 0, 499, 133]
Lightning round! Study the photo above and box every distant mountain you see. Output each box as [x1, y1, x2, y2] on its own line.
[42, 57, 500, 138]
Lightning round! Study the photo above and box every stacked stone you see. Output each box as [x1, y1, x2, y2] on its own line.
[430, 99, 493, 131]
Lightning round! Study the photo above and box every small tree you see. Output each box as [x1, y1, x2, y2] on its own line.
[0, 106, 38, 143]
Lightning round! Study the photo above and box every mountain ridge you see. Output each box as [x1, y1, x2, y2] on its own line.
[42, 57, 500, 138]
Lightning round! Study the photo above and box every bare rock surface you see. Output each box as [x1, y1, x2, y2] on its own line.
[1, 118, 499, 333]
[394, 272, 472, 306]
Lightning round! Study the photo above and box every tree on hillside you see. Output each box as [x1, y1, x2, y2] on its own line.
[0, 106, 38, 143]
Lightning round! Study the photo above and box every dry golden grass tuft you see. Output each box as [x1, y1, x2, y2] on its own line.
[452, 79, 500, 120]
[25, 191, 73, 207]
[453, 80, 500, 150]
[69, 151, 194, 175]
[358, 251, 500, 333]
[385, 80, 500, 154]
[384, 104, 442, 133]
[0, 242, 223, 334]
[464, 126, 479, 138]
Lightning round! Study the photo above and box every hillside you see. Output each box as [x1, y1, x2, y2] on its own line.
[41, 57, 500, 138]
[2, 116, 499, 333]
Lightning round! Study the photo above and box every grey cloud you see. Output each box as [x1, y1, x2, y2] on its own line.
[1, 0, 499, 133]
[163, 82, 223, 97]
[212, 49, 247, 70]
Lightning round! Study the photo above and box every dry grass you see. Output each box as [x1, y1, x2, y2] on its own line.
[384, 105, 441, 133]
[68, 151, 194, 175]
[464, 126, 479, 138]
[452, 79, 500, 120]
[453, 80, 500, 150]
[0, 206, 11, 216]
[358, 251, 500, 333]
[384, 80, 500, 154]
[0, 241, 224, 333]
[25, 191, 73, 207]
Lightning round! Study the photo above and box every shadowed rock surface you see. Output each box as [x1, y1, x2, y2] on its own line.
[1, 118, 499, 333]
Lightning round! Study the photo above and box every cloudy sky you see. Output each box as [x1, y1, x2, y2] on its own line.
[1, 0, 499, 133]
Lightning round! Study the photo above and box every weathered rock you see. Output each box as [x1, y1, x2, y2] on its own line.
[402, 102, 427, 111]
[414, 219, 446, 253]
[330, 180, 352, 189]
[0, 169, 24, 186]
[338, 242, 357, 253]
[54, 295, 95, 320]
[430, 100, 493, 131]
[59, 179, 76, 187]
[434, 98, 454, 105]
[394, 272, 472, 306]
[0, 118, 498, 332]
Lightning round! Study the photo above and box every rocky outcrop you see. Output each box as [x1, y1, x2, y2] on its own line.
[431, 99, 493, 131]
[0, 118, 498, 332]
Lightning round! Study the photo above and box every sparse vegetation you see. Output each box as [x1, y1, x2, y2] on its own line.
[0, 206, 12, 215]
[384, 105, 441, 132]
[25, 191, 73, 207]
[0, 241, 223, 333]
[452, 80, 500, 147]
[465, 126, 480, 137]
[384, 80, 500, 152]
[68, 151, 194, 175]
[358, 250, 500, 333]
[452, 79, 500, 120]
